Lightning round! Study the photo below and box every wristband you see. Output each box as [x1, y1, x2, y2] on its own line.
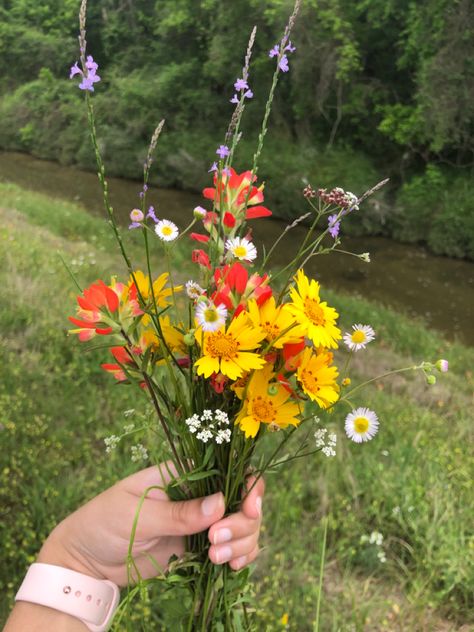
[15, 563, 120, 632]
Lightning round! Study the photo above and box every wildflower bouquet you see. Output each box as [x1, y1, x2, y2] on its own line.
[67, 1, 448, 629]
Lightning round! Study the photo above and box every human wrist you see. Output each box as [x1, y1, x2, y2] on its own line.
[37, 520, 104, 581]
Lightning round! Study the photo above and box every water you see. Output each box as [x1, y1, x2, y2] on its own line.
[1, 150, 473, 345]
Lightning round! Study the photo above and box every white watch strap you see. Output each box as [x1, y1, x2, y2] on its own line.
[15, 563, 120, 632]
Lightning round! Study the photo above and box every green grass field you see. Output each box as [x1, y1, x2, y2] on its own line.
[1, 182, 472, 631]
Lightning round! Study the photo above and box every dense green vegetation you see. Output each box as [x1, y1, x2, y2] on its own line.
[0, 0, 473, 258]
[1, 184, 472, 629]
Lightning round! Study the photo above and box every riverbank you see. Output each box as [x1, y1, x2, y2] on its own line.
[1, 187, 472, 629]
[1, 157, 473, 345]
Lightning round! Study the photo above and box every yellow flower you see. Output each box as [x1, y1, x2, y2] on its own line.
[141, 315, 186, 355]
[248, 297, 304, 349]
[195, 311, 266, 380]
[287, 269, 341, 349]
[296, 347, 339, 408]
[130, 270, 178, 306]
[235, 365, 301, 438]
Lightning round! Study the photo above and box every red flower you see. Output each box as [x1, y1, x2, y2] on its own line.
[223, 212, 236, 228]
[192, 249, 211, 270]
[212, 262, 272, 315]
[190, 232, 210, 243]
[69, 280, 119, 341]
[202, 168, 272, 223]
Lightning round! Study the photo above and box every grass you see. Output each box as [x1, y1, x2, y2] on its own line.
[0, 183, 472, 630]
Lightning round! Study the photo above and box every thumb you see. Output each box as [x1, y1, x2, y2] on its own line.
[139, 492, 226, 538]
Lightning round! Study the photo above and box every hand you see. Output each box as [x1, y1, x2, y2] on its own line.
[38, 464, 264, 586]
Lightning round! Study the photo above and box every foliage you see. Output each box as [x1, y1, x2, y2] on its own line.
[0, 0, 473, 257]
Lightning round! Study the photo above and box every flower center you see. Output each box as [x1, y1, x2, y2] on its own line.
[351, 330, 366, 343]
[300, 368, 320, 393]
[203, 308, 219, 323]
[353, 416, 369, 433]
[206, 332, 239, 358]
[251, 396, 275, 423]
[263, 320, 280, 339]
[234, 245, 247, 258]
[304, 298, 325, 326]
[162, 226, 173, 236]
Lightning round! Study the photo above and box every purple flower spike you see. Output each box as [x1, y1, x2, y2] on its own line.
[244, 89, 253, 99]
[147, 206, 159, 223]
[279, 55, 290, 72]
[70, 54, 101, 92]
[269, 45, 279, 58]
[285, 41, 296, 53]
[216, 145, 230, 160]
[230, 94, 239, 104]
[234, 78, 248, 91]
[328, 214, 340, 238]
[208, 162, 218, 173]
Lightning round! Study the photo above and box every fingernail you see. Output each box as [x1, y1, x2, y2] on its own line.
[233, 555, 247, 569]
[256, 496, 262, 516]
[201, 492, 222, 517]
[215, 545, 232, 564]
[214, 528, 232, 544]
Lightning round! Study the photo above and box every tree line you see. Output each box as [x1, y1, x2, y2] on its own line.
[0, 0, 473, 258]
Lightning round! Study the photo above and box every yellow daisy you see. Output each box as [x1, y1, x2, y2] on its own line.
[130, 270, 182, 307]
[247, 297, 304, 349]
[287, 269, 341, 349]
[140, 316, 186, 355]
[296, 347, 339, 409]
[195, 311, 266, 380]
[235, 365, 301, 438]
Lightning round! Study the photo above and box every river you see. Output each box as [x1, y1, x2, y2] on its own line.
[1, 151, 473, 345]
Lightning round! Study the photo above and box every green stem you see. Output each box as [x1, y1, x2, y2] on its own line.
[313, 517, 328, 632]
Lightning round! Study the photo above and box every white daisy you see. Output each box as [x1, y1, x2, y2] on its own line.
[155, 219, 179, 242]
[185, 280, 205, 300]
[345, 407, 379, 443]
[195, 300, 227, 332]
[343, 324, 375, 351]
[225, 237, 257, 261]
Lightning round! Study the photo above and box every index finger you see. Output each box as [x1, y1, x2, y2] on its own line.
[241, 475, 265, 520]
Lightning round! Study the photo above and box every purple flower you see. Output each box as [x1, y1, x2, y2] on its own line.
[234, 78, 248, 91]
[69, 62, 81, 79]
[230, 94, 239, 104]
[128, 222, 141, 230]
[216, 145, 230, 160]
[279, 55, 290, 72]
[222, 167, 232, 177]
[147, 206, 159, 223]
[70, 55, 101, 92]
[208, 162, 218, 173]
[244, 89, 253, 99]
[285, 40, 296, 53]
[328, 214, 340, 238]
[269, 45, 279, 58]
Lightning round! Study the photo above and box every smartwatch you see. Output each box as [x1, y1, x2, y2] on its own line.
[15, 563, 120, 632]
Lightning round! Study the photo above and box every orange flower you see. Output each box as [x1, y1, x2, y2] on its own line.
[69, 280, 119, 341]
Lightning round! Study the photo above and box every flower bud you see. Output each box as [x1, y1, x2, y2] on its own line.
[267, 384, 279, 396]
[426, 374, 436, 385]
[342, 377, 351, 387]
[359, 252, 371, 263]
[130, 208, 144, 222]
[183, 331, 196, 346]
[193, 206, 207, 220]
[435, 359, 449, 373]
